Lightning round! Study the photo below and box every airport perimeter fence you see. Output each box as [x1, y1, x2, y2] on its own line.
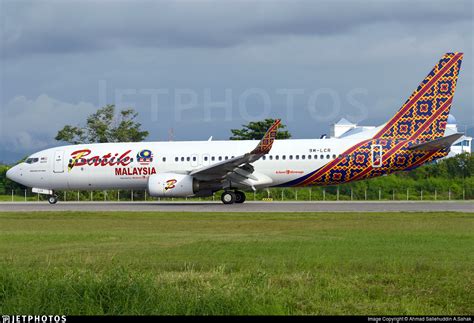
[1, 185, 473, 202]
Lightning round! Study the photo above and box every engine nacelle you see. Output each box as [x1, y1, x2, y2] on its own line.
[147, 173, 199, 197]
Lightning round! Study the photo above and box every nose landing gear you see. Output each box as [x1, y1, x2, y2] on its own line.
[48, 195, 58, 204]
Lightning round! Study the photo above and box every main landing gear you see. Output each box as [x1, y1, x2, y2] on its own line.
[221, 190, 246, 204]
[48, 195, 58, 205]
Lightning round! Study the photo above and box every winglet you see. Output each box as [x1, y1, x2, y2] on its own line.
[250, 119, 281, 155]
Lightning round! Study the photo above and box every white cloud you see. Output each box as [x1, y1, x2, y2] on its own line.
[0, 95, 96, 152]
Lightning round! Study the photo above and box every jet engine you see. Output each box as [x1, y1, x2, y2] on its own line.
[147, 173, 199, 197]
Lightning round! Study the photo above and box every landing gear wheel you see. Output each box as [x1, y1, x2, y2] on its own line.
[221, 191, 236, 204]
[234, 191, 246, 204]
[48, 195, 58, 205]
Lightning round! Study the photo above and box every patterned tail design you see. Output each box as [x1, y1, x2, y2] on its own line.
[374, 52, 463, 141]
[251, 119, 281, 155]
[278, 53, 464, 188]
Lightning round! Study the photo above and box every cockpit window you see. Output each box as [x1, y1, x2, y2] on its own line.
[25, 158, 39, 164]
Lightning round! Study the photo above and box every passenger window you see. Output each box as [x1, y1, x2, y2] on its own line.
[163, 157, 166, 162]
[326, 154, 330, 159]
[181, 157, 184, 162]
[314, 155, 318, 159]
[296, 155, 299, 160]
[175, 157, 178, 162]
[211, 156, 215, 161]
[289, 155, 293, 160]
[225, 156, 228, 160]
[308, 155, 312, 159]
[218, 156, 222, 161]
[275, 155, 279, 160]
[282, 155, 286, 160]
[262, 156, 266, 160]
[269, 155, 273, 160]
[332, 154, 336, 159]
[302, 155, 306, 160]
[320, 155, 324, 159]
[187, 157, 190, 162]
[204, 156, 208, 161]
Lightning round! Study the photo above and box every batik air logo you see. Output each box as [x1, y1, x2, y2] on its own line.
[68, 149, 156, 177]
[68, 149, 132, 171]
[165, 179, 177, 191]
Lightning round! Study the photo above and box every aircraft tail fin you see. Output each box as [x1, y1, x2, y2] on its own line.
[373, 52, 463, 141]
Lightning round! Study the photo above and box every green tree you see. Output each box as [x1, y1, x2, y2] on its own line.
[55, 105, 149, 144]
[444, 152, 473, 178]
[0, 164, 24, 194]
[230, 119, 291, 140]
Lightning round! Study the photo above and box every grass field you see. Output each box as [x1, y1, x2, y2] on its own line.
[0, 211, 472, 315]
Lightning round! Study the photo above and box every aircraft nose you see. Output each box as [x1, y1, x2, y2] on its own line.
[6, 166, 18, 182]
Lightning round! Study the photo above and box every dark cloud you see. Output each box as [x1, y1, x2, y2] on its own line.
[0, 0, 472, 162]
[2, 0, 472, 58]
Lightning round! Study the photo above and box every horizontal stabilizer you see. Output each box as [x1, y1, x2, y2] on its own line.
[407, 133, 464, 151]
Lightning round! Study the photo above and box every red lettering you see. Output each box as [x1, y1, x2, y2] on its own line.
[109, 153, 120, 166]
[118, 150, 132, 166]
[88, 157, 99, 166]
[72, 149, 133, 168]
[101, 153, 112, 166]
[71, 149, 91, 167]
[114, 167, 157, 176]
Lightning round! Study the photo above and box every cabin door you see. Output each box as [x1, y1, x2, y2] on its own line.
[371, 145, 383, 168]
[53, 150, 65, 173]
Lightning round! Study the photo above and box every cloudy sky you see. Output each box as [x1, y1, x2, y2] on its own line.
[1, 0, 473, 162]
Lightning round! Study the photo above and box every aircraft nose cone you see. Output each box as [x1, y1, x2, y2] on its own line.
[6, 167, 18, 182]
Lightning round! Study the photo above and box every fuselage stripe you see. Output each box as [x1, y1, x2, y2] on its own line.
[295, 139, 372, 186]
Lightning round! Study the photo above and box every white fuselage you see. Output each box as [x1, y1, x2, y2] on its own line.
[7, 138, 363, 192]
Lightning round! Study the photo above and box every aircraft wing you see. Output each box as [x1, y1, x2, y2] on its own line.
[407, 133, 464, 151]
[189, 119, 281, 182]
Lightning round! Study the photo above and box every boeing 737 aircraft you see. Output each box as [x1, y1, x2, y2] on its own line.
[7, 53, 464, 204]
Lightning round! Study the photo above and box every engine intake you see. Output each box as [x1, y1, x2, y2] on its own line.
[147, 173, 199, 197]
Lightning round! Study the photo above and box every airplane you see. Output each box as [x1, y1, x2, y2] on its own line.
[6, 52, 464, 205]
